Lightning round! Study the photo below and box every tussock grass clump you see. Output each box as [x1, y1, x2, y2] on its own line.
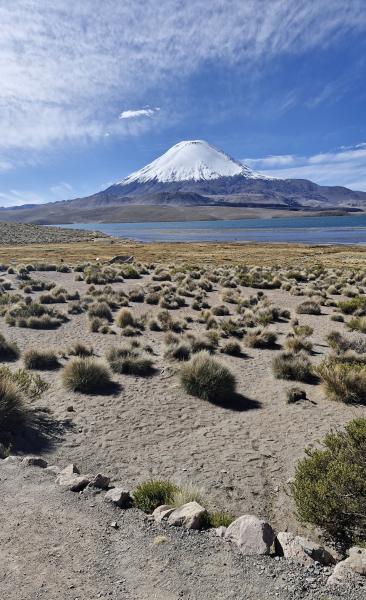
[106, 344, 154, 376]
[292, 418, 366, 546]
[61, 358, 112, 393]
[292, 324, 313, 337]
[211, 305, 230, 316]
[133, 479, 178, 513]
[272, 351, 313, 382]
[171, 484, 205, 508]
[285, 336, 313, 354]
[0, 333, 20, 361]
[286, 386, 307, 403]
[244, 329, 277, 349]
[0, 376, 27, 437]
[296, 301, 321, 315]
[220, 340, 242, 356]
[68, 342, 94, 357]
[165, 341, 191, 361]
[115, 308, 135, 328]
[207, 512, 234, 528]
[6, 302, 67, 329]
[23, 349, 59, 370]
[347, 316, 366, 333]
[330, 313, 344, 322]
[180, 351, 236, 401]
[317, 354, 366, 404]
[0, 366, 48, 402]
[88, 301, 113, 322]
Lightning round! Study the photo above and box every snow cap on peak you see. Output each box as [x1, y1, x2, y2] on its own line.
[118, 139, 268, 185]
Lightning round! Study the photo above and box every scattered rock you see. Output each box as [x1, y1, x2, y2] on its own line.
[104, 487, 132, 508]
[224, 515, 274, 555]
[56, 474, 90, 492]
[60, 463, 80, 477]
[276, 532, 335, 566]
[154, 535, 168, 545]
[328, 547, 366, 585]
[21, 456, 48, 468]
[66, 405, 74, 412]
[89, 473, 110, 490]
[45, 465, 61, 475]
[152, 505, 175, 523]
[167, 501, 207, 530]
[110, 521, 119, 529]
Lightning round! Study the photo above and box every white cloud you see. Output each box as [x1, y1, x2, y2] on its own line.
[119, 108, 160, 119]
[244, 143, 366, 191]
[0, 1, 365, 165]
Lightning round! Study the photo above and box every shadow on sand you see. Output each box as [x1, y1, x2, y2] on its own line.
[208, 392, 262, 412]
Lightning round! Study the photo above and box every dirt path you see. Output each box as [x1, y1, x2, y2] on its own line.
[0, 461, 364, 600]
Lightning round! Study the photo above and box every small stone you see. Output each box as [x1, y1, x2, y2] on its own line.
[224, 515, 274, 555]
[66, 405, 74, 412]
[153, 535, 168, 545]
[89, 473, 110, 490]
[104, 487, 132, 508]
[45, 465, 61, 475]
[275, 532, 335, 566]
[167, 502, 207, 530]
[110, 521, 118, 529]
[60, 463, 80, 477]
[21, 456, 48, 468]
[214, 526, 227, 538]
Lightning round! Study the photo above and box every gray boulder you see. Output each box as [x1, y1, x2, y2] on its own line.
[89, 473, 110, 490]
[276, 532, 335, 565]
[21, 456, 48, 468]
[56, 473, 90, 492]
[104, 487, 132, 508]
[167, 501, 207, 529]
[152, 505, 175, 523]
[328, 547, 366, 586]
[224, 515, 274, 555]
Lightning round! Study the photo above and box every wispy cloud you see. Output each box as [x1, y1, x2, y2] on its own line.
[0, 182, 75, 207]
[0, 1, 365, 166]
[119, 108, 160, 119]
[244, 143, 366, 191]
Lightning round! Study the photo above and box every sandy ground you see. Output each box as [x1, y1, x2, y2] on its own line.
[1, 460, 364, 600]
[1, 268, 365, 539]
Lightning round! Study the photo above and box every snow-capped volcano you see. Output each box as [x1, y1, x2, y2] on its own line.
[118, 140, 268, 185]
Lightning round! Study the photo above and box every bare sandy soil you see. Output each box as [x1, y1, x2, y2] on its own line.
[1, 266, 365, 540]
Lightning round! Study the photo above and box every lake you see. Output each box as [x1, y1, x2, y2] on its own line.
[56, 214, 366, 244]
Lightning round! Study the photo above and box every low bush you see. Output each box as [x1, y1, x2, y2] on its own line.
[292, 418, 366, 547]
[286, 386, 307, 403]
[61, 358, 112, 393]
[292, 324, 313, 337]
[180, 351, 236, 401]
[0, 366, 48, 401]
[164, 341, 191, 361]
[171, 484, 205, 508]
[115, 308, 135, 328]
[88, 302, 113, 322]
[244, 329, 277, 349]
[23, 349, 60, 370]
[272, 352, 313, 382]
[0, 333, 20, 361]
[338, 296, 366, 315]
[207, 512, 234, 528]
[133, 479, 178, 513]
[347, 316, 366, 333]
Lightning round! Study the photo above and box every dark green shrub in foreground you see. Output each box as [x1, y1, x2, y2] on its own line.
[180, 351, 236, 401]
[61, 358, 112, 393]
[133, 480, 178, 513]
[293, 418, 366, 547]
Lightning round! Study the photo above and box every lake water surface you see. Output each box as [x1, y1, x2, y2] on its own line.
[57, 214, 366, 244]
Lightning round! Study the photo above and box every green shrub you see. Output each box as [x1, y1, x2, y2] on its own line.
[317, 355, 366, 404]
[180, 351, 236, 401]
[207, 512, 234, 528]
[272, 351, 313, 382]
[61, 358, 112, 393]
[292, 418, 366, 547]
[0, 333, 19, 361]
[23, 349, 59, 370]
[338, 296, 366, 315]
[133, 479, 178, 513]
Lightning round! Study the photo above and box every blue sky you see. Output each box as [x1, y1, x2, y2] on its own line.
[0, 0, 366, 206]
